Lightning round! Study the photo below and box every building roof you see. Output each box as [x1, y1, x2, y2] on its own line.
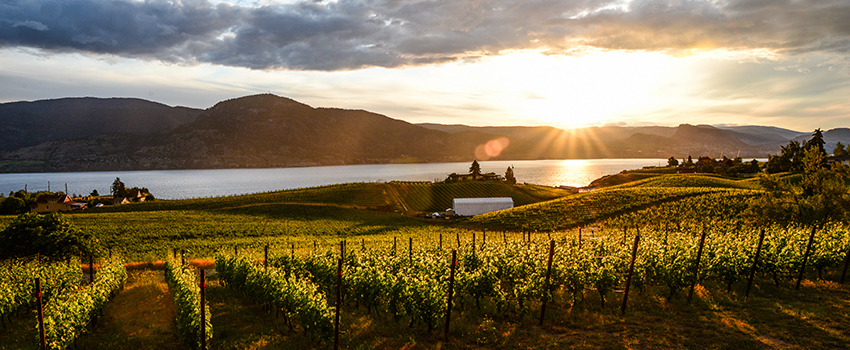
[34, 194, 72, 203]
[453, 197, 514, 204]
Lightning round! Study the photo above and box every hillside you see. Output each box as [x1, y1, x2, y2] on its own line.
[0, 95, 494, 172]
[0, 97, 201, 151]
[793, 128, 850, 153]
[0, 93, 829, 173]
[420, 123, 801, 160]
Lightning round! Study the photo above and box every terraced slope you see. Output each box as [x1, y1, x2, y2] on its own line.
[613, 174, 761, 190]
[466, 187, 761, 231]
[389, 181, 571, 213]
[79, 181, 571, 215]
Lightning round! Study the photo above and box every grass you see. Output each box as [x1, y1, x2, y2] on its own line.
[0, 270, 182, 350]
[464, 186, 737, 232]
[65, 204, 441, 261]
[76, 270, 182, 350]
[613, 173, 762, 190]
[3, 177, 850, 349]
[0, 181, 570, 261]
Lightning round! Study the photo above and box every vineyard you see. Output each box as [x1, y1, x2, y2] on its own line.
[612, 173, 762, 189]
[389, 181, 569, 212]
[0, 257, 127, 350]
[1, 173, 850, 348]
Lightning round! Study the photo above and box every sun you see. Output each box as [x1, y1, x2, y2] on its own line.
[486, 50, 684, 128]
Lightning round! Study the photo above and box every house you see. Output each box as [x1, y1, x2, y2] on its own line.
[113, 197, 131, 205]
[446, 172, 503, 182]
[31, 194, 86, 213]
[827, 155, 850, 167]
[128, 190, 146, 202]
[453, 197, 514, 216]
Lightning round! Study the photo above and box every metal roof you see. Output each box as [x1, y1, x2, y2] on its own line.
[453, 197, 513, 204]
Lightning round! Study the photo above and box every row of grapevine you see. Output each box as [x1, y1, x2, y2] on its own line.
[164, 260, 212, 350]
[602, 189, 759, 231]
[469, 187, 737, 231]
[614, 173, 761, 190]
[260, 223, 850, 323]
[41, 258, 127, 350]
[0, 258, 80, 323]
[267, 248, 454, 332]
[215, 255, 334, 338]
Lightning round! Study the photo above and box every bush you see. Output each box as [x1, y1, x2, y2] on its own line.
[0, 212, 100, 260]
[0, 196, 27, 215]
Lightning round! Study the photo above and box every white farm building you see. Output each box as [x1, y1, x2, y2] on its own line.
[452, 197, 514, 216]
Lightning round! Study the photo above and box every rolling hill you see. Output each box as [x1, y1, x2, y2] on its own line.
[0, 93, 839, 173]
[0, 97, 201, 151]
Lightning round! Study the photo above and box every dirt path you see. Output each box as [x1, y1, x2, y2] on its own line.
[77, 270, 182, 350]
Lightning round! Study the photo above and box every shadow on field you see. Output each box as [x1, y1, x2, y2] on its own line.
[206, 277, 323, 350]
[78, 270, 183, 350]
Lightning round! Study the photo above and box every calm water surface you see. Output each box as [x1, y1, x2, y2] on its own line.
[0, 159, 666, 199]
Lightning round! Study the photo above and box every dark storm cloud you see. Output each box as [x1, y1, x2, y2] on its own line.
[2, 0, 850, 70]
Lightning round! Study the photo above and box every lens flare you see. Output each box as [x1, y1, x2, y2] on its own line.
[475, 137, 510, 160]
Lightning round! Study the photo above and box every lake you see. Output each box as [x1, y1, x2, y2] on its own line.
[0, 159, 668, 199]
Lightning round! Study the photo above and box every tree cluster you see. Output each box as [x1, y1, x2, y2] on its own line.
[677, 155, 760, 175]
[748, 145, 850, 288]
[0, 212, 101, 260]
[766, 129, 828, 174]
[1, 189, 57, 215]
[111, 177, 155, 201]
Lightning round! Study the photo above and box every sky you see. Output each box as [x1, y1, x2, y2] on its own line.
[1, 0, 850, 132]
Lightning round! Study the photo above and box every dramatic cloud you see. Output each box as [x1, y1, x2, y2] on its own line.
[2, 0, 850, 71]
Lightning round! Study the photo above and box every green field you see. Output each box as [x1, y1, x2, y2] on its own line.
[2, 175, 850, 349]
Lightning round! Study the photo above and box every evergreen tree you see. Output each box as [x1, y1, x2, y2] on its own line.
[111, 177, 127, 198]
[469, 160, 481, 175]
[805, 128, 826, 155]
[505, 166, 517, 184]
[834, 142, 849, 156]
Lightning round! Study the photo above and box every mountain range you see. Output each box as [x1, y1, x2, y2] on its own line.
[0, 94, 845, 173]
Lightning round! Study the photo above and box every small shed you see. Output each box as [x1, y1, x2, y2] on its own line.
[453, 197, 514, 216]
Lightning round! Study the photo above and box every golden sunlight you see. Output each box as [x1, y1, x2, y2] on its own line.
[489, 50, 691, 128]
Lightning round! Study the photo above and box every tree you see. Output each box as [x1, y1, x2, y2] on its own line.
[750, 159, 761, 173]
[667, 157, 679, 167]
[747, 147, 850, 289]
[90, 189, 100, 197]
[805, 128, 826, 155]
[834, 142, 849, 156]
[0, 197, 27, 215]
[111, 177, 127, 198]
[505, 166, 517, 184]
[0, 212, 101, 260]
[469, 160, 481, 175]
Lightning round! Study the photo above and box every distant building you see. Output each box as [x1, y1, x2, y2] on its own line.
[128, 189, 146, 202]
[31, 194, 86, 213]
[453, 197, 514, 216]
[446, 172, 503, 182]
[827, 155, 850, 167]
